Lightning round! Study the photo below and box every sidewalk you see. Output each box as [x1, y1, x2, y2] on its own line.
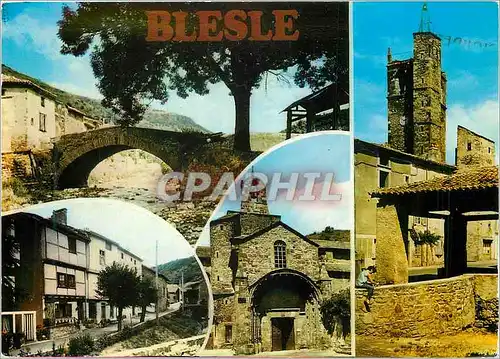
[10, 303, 181, 356]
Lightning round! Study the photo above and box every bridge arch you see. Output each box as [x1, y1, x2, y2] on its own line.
[52, 126, 210, 189]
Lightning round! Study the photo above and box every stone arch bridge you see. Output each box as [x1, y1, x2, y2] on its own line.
[52, 126, 221, 189]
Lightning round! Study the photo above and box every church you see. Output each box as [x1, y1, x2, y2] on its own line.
[197, 179, 351, 354]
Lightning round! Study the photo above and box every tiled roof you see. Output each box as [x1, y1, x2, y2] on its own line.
[372, 166, 498, 197]
[2, 74, 57, 98]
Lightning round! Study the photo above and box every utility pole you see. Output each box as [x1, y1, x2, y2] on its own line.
[155, 240, 159, 326]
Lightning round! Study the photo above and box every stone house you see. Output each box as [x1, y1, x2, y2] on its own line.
[167, 284, 181, 303]
[1, 210, 90, 337]
[141, 265, 170, 312]
[84, 228, 143, 322]
[200, 182, 350, 354]
[355, 29, 498, 274]
[2, 75, 57, 153]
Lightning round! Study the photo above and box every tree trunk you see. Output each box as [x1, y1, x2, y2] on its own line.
[140, 305, 146, 323]
[117, 307, 123, 332]
[233, 87, 251, 152]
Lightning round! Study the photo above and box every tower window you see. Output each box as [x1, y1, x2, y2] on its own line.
[41, 97, 45, 107]
[379, 170, 389, 188]
[274, 240, 287, 268]
[488, 147, 491, 153]
[467, 142, 472, 151]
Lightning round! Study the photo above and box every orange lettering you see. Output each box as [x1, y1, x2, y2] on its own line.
[146, 11, 174, 41]
[272, 10, 299, 41]
[197, 11, 223, 41]
[247, 11, 272, 41]
[224, 10, 248, 41]
[172, 11, 196, 42]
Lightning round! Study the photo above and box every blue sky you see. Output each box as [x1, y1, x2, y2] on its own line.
[354, 2, 499, 164]
[2, 2, 314, 134]
[197, 132, 352, 246]
[18, 198, 196, 267]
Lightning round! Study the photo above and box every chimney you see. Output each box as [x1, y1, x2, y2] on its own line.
[51, 208, 68, 225]
[387, 47, 392, 62]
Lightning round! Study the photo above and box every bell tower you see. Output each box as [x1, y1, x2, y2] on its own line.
[387, 3, 447, 163]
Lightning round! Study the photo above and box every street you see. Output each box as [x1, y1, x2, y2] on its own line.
[10, 302, 181, 356]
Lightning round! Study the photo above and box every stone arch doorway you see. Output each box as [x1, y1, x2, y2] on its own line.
[249, 269, 321, 352]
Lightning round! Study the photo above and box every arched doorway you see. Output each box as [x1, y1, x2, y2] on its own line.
[249, 269, 322, 352]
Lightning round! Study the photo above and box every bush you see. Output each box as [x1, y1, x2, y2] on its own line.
[68, 333, 95, 356]
[320, 289, 350, 338]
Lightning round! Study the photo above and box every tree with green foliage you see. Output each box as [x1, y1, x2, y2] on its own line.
[96, 262, 139, 331]
[320, 289, 350, 340]
[57, 3, 348, 151]
[136, 277, 159, 323]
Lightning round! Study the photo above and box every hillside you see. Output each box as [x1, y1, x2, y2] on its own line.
[1, 65, 209, 133]
[157, 256, 204, 284]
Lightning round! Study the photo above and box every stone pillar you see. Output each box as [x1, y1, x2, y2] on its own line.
[444, 212, 467, 278]
[232, 276, 253, 354]
[375, 198, 409, 284]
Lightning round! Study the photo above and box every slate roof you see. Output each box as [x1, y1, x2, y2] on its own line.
[372, 166, 498, 197]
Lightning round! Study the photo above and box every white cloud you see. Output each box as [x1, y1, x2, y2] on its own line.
[447, 70, 479, 91]
[3, 11, 100, 99]
[446, 99, 499, 164]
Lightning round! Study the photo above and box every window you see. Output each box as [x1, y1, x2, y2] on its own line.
[68, 237, 77, 254]
[467, 142, 472, 151]
[274, 240, 287, 268]
[379, 170, 389, 188]
[105, 242, 111, 250]
[31, 118, 34, 126]
[55, 303, 72, 318]
[1, 89, 5, 96]
[57, 273, 76, 288]
[110, 305, 114, 318]
[216, 251, 219, 258]
[134, 259, 136, 265]
[426, 112, 431, 121]
[41, 97, 45, 107]
[67, 275, 76, 289]
[405, 175, 410, 184]
[130, 258, 133, 262]
[225, 325, 232, 343]
[121, 253, 124, 259]
[57, 273, 66, 288]
[414, 217, 421, 225]
[488, 147, 491, 153]
[99, 250, 106, 265]
[39, 113, 46, 132]
[483, 239, 493, 255]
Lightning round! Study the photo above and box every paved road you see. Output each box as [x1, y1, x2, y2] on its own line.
[10, 303, 181, 356]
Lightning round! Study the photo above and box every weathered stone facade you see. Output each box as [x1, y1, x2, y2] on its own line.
[387, 32, 447, 163]
[206, 192, 350, 354]
[456, 125, 496, 169]
[355, 274, 498, 338]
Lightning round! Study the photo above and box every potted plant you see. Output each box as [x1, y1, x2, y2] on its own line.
[12, 332, 25, 349]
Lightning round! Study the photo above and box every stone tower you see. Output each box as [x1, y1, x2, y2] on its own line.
[240, 171, 269, 214]
[387, 6, 447, 163]
[412, 32, 447, 163]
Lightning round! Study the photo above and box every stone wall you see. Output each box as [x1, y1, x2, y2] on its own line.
[456, 125, 496, 169]
[355, 274, 498, 338]
[238, 225, 320, 286]
[2, 152, 36, 182]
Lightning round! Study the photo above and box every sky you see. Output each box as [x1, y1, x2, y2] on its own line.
[354, 2, 499, 164]
[16, 198, 196, 267]
[197, 131, 352, 246]
[1, 2, 315, 134]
